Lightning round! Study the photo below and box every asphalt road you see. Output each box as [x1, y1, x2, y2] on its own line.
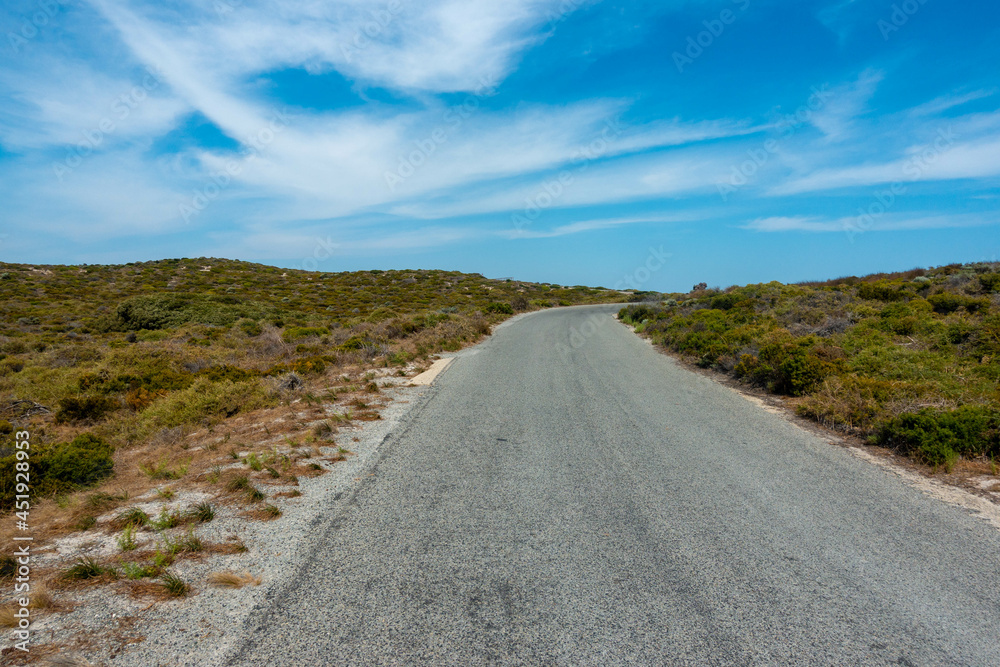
[229, 305, 1000, 666]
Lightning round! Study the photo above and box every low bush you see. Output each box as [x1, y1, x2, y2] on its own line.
[138, 378, 273, 434]
[979, 273, 1000, 293]
[857, 281, 908, 302]
[0, 433, 115, 508]
[237, 318, 263, 337]
[927, 293, 990, 315]
[485, 302, 514, 315]
[54, 395, 117, 424]
[97, 294, 275, 332]
[874, 406, 1000, 468]
[281, 326, 329, 342]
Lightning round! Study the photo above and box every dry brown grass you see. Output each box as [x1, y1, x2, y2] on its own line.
[29, 582, 55, 610]
[121, 580, 175, 600]
[244, 504, 282, 521]
[0, 583, 60, 628]
[43, 655, 96, 667]
[207, 570, 262, 589]
[0, 603, 18, 628]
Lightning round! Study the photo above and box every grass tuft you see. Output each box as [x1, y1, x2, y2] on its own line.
[111, 506, 150, 530]
[63, 557, 114, 581]
[159, 570, 188, 597]
[187, 501, 215, 523]
[150, 508, 183, 531]
[208, 570, 262, 589]
[226, 474, 250, 492]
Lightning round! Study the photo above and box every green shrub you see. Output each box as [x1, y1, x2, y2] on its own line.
[736, 337, 841, 396]
[973, 314, 1000, 356]
[55, 395, 117, 423]
[796, 375, 900, 431]
[282, 326, 329, 342]
[0, 434, 116, 508]
[36, 434, 114, 493]
[337, 336, 368, 351]
[619, 304, 664, 323]
[857, 281, 908, 302]
[98, 294, 274, 332]
[874, 406, 1000, 467]
[289, 356, 326, 375]
[196, 365, 258, 383]
[979, 273, 1000, 293]
[709, 293, 746, 311]
[484, 302, 514, 315]
[138, 378, 273, 434]
[927, 293, 989, 315]
[237, 318, 263, 337]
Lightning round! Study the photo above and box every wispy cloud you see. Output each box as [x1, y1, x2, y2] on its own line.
[743, 212, 999, 233]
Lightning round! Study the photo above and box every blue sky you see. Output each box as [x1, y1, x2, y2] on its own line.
[1, 0, 998, 291]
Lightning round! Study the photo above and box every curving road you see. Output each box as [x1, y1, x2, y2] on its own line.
[229, 305, 1000, 666]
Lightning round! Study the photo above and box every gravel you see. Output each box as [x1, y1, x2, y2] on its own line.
[25, 373, 438, 667]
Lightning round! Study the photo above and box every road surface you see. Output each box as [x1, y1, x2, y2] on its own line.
[229, 305, 1000, 666]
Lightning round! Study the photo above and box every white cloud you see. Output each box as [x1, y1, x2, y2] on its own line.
[807, 68, 882, 141]
[743, 213, 999, 233]
[499, 215, 687, 239]
[772, 134, 1000, 195]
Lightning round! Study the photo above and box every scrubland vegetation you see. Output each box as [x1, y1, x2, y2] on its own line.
[620, 263, 1000, 472]
[0, 258, 617, 510]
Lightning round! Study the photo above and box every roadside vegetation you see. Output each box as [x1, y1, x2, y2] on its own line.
[619, 263, 1000, 472]
[0, 258, 619, 512]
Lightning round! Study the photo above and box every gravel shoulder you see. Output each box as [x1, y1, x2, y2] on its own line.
[11, 372, 444, 667]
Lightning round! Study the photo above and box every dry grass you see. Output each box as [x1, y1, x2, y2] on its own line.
[29, 582, 55, 610]
[43, 655, 96, 667]
[0, 583, 59, 627]
[244, 504, 282, 521]
[0, 604, 18, 628]
[207, 570, 262, 589]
